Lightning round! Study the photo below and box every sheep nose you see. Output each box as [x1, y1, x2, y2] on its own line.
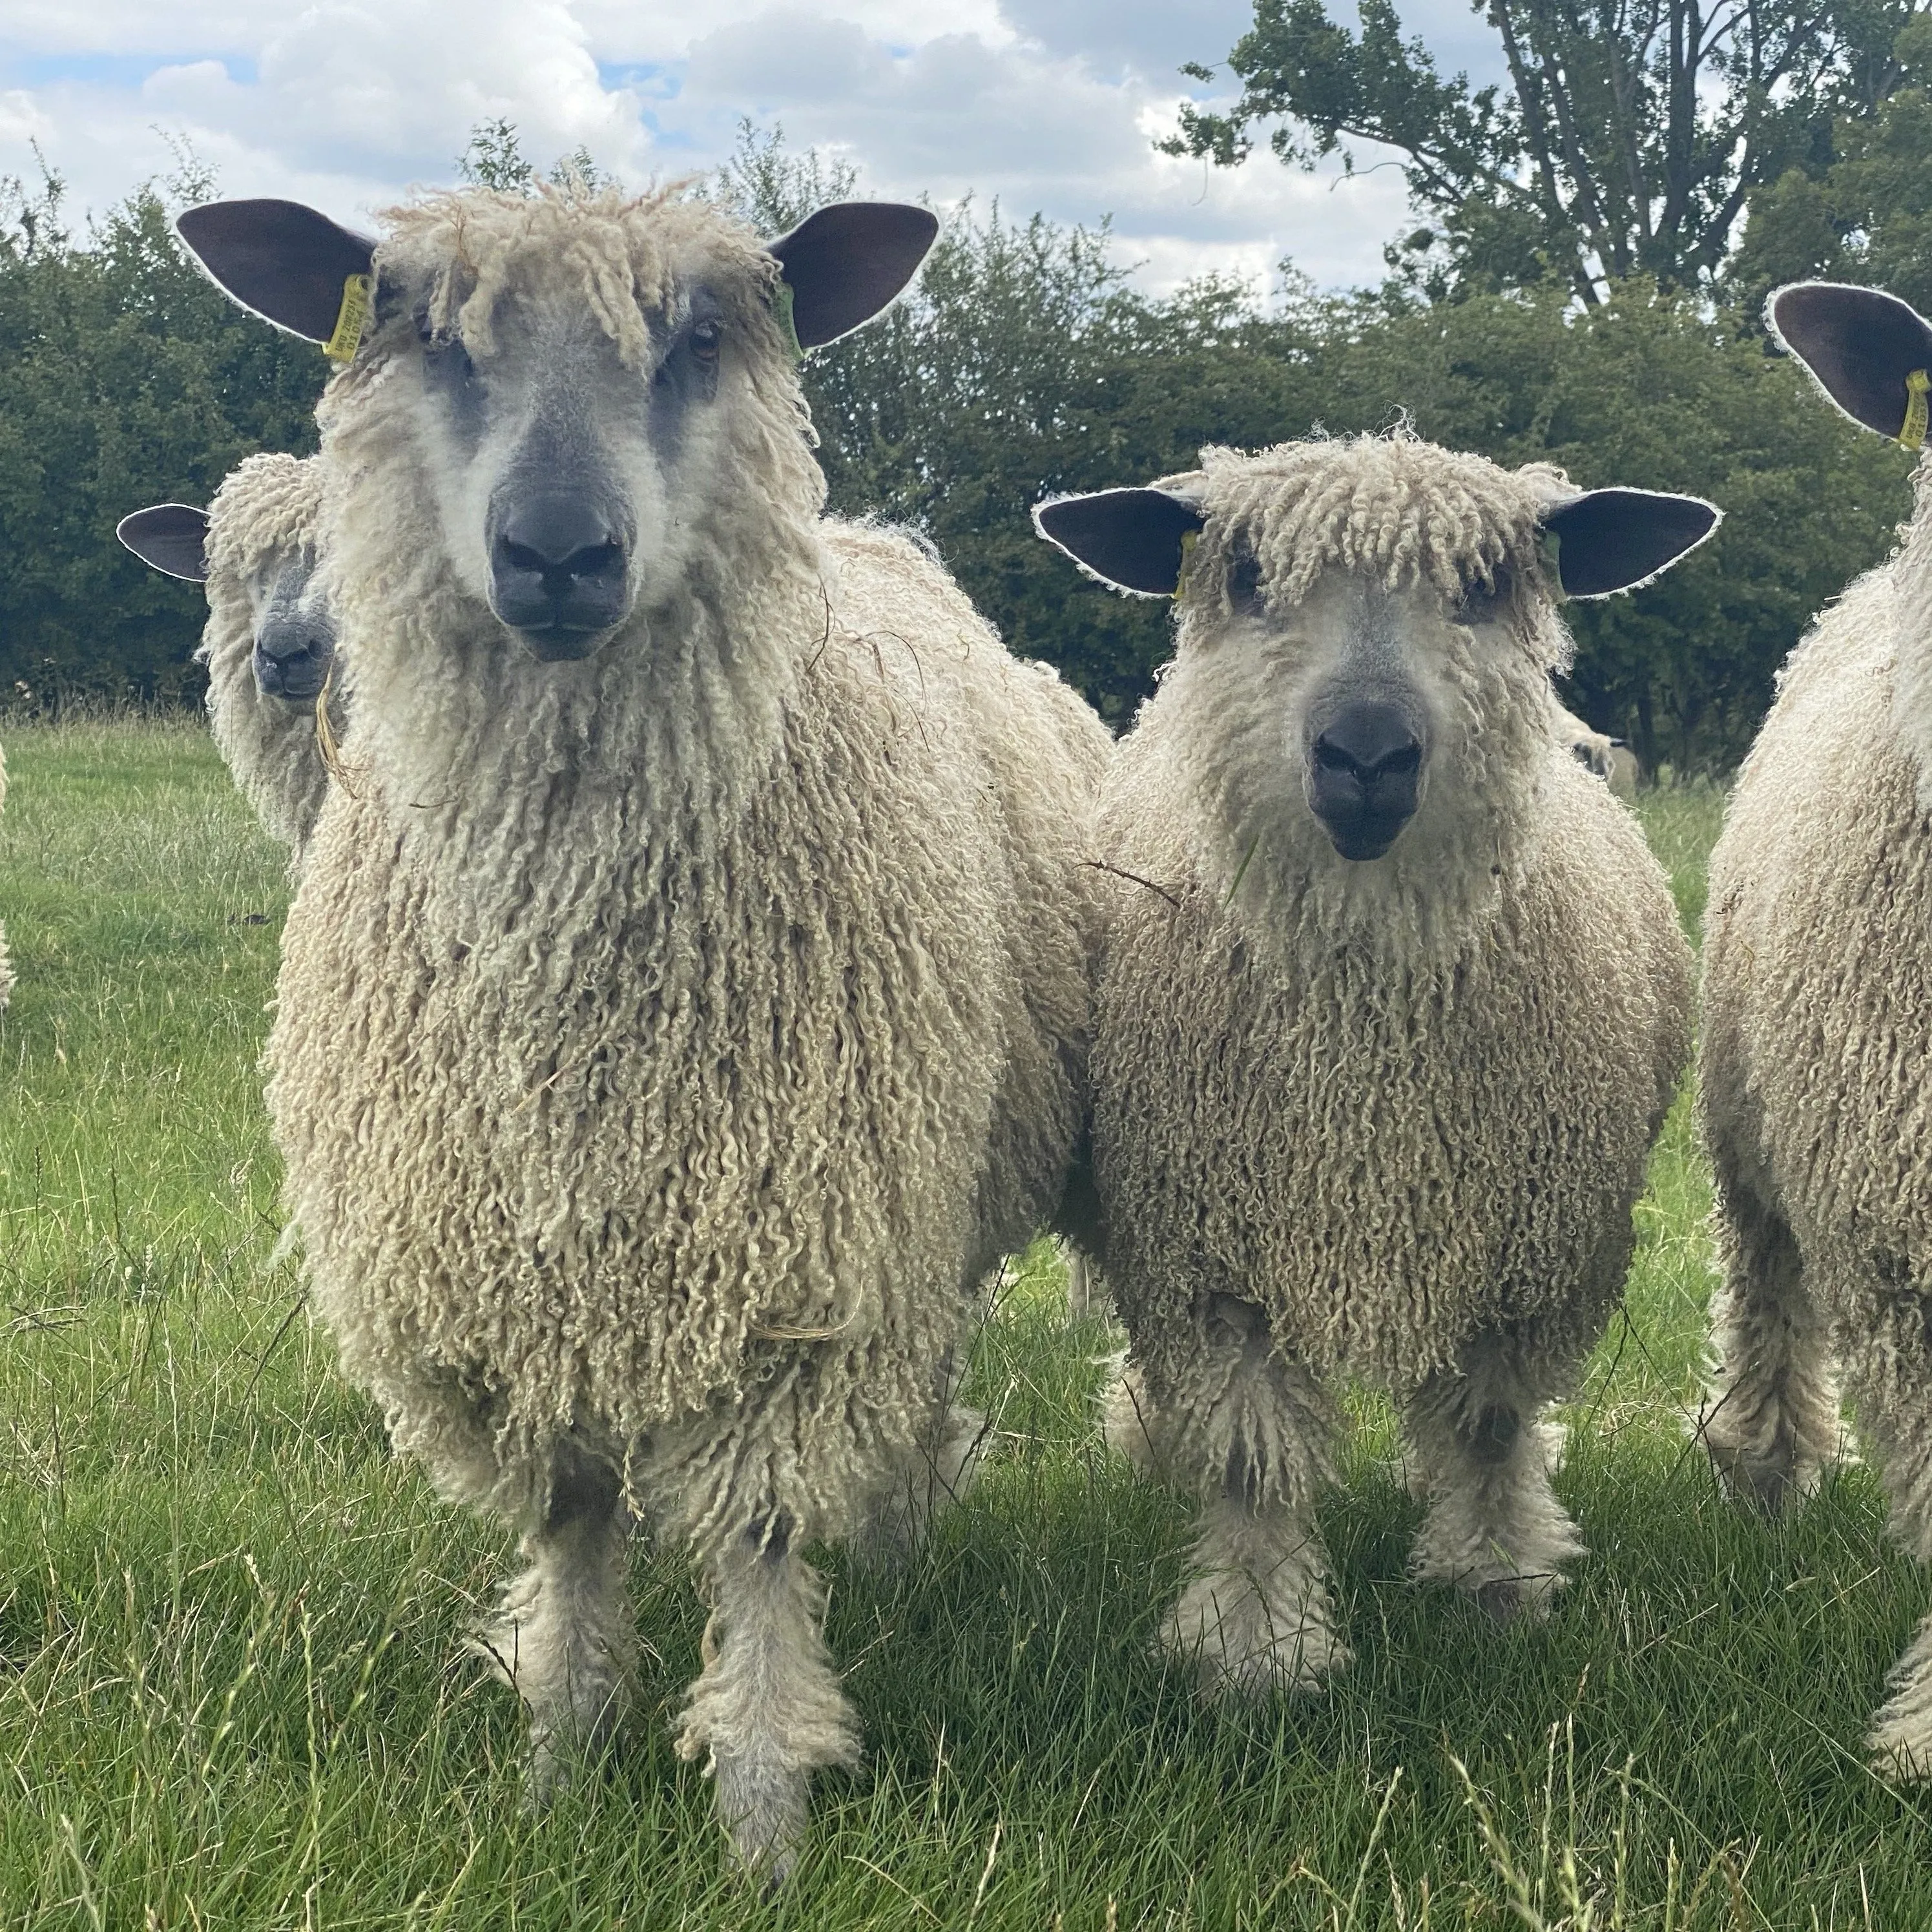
[495, 499, 625, 588]
[1312, 704, 1422, 784]
[489, 495, 630, 659]
[253, 618, 335, 701]
[1307, 700, 1424, 861]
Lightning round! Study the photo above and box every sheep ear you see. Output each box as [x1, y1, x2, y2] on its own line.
[1769, 281, 1932, 441]
[176, 198, 377, 342]
[1539, 489, 1719, 599]
[117, 504, 211, 583]
[1033, 488, 1208, 597]
[767, 203, 938, 348]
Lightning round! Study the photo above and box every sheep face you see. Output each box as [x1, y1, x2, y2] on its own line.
[1187, 557, 1535, 867]
[248, 547, 335, 700]
[384, 278, 736, 663]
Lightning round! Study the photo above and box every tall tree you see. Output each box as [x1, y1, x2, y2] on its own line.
[1169, 0, 1922, 302]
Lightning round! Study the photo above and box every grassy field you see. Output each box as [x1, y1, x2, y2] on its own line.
[2, 720, 1929, 1929]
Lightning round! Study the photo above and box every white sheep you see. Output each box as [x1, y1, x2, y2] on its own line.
[0, 740, 12, 1012]
[1036, 433, 1707, 1690]
[1697, 279, 1932, 1774]
[118, 453, 342, 863]
[177, 185, 1109, 1870]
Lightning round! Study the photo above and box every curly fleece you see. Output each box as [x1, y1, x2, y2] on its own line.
[202, 452, 341, 862]
[1093, 434, 1691, 1410]
[1699, 455, 1932, 1764]
[269, 190, 1110, 1555]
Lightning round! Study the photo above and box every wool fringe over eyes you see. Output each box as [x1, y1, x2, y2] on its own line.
[259, 189, 1113, 1570]
[202, 452, 340, 865]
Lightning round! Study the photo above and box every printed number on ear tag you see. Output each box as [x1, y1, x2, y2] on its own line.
[324, 274, 374, 364]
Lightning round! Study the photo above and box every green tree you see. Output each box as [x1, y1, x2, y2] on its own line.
[0, 158, 326, 703]
[1169, 0, 1923, 303]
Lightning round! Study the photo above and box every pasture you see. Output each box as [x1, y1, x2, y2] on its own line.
[1, 716, 1929, 1928]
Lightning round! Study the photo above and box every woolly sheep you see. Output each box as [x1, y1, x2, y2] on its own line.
[1697, 280, 1932, 1774]
[0, 740, 12, 1012]
[178, 186, 1110, 1869]
[119, 453, 344, 863]
[1037, 433, 1708, 1691]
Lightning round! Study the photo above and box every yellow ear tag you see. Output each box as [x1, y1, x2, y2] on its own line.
[1174, 527, 1198, 600]
[322, 273, 374, 364]
[1902, 368, 1931, 451]
[771, 280, 807, 365]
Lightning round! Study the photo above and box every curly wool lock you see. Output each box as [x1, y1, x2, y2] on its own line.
[201, 453, 342, 862]
[1085, 433, 1691, 1685]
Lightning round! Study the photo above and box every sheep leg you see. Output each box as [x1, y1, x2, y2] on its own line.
[1406, 1336, 1583, 1623]
[858, 1344, 988, 1557]
[471, 1451, 634, 1803]
[676, 1520, 860, 1878]
[1698, 1146, 1839, 1511]
[1144, 1294, 1347, 1696]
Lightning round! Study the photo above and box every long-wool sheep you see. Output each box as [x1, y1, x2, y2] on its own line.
[119, 453, 344, 864]
[0, 739, 12, 1012]
[1698, 280, 1932, 1773]
[180, 184, 1109, 1868]
[1038, 432, 1703, 1691]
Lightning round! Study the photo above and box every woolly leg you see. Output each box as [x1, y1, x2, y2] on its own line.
[1065, 1243, 1110, 1320]
[1406, 1336, 1583, 1623]
[1698, 1149, 1839, 1511]
[471, 1452, 634, 1803]
[1833, 1314, 1932, 1775]
[1137, 1294, 1346, 1696]
[676, 1521, 861, 1878]
[858, 1395, 989, 1558]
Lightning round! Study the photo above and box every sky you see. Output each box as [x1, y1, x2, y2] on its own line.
[0, 0, 1508, 300]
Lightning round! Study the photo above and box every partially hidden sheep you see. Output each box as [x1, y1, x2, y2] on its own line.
[1037, 433, 1707, 1692]
[119, 453, 344, 864]
[1697, 280, 1932, 1773]
[0, 740, 12, 1012]
[178, 185, 1109, 1869]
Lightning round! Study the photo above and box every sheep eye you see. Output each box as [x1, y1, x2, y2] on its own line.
[1228, 554, 1264, 610]
[691, 320, 721, 364]
[1454, 566, 1512, 625]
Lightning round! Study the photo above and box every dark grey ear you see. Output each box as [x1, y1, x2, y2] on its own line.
[1541, 489, 1719, 599]
[767, 203, 938, 348]
[117, 504, 211, 583]
[1034, 488, 1208, 597]
[176, 199, 377, 341]
[1769, 281, 1932, 441]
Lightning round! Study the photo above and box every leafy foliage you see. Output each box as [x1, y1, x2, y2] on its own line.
[0, 158, 325, 704]
[1170, 0, 1924, 302]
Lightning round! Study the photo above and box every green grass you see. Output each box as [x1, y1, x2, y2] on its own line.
[2, 723, 1928, 1929]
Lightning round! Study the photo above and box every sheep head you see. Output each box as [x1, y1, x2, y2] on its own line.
[119, 455, 336, 701]
[174, 191, 934, 668]
[1039, 436, 1715, 878]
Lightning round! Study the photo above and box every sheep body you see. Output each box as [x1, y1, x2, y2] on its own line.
[1697, 509, 1932, 1761]
[253, 187, 1106, 1858]
[1083, 435, 1691, 1682]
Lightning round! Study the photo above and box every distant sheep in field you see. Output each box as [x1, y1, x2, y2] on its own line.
[1552, 699, 1639, 796]
[0, 741, 12, 1012]
[1037, 433, 1709, 1690]
[1698, 280, 1932, 1775]
[178, 185, 1109, 1872]
[119, 453, 343, 864]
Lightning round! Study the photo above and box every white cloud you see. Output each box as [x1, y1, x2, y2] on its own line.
[0, 0, 1473, 293]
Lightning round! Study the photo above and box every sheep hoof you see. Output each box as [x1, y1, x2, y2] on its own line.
[1706, 1444, 1822, 1517]
[1473, 1575, 1558, 1626]
[713, 1750, 809, 1882]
